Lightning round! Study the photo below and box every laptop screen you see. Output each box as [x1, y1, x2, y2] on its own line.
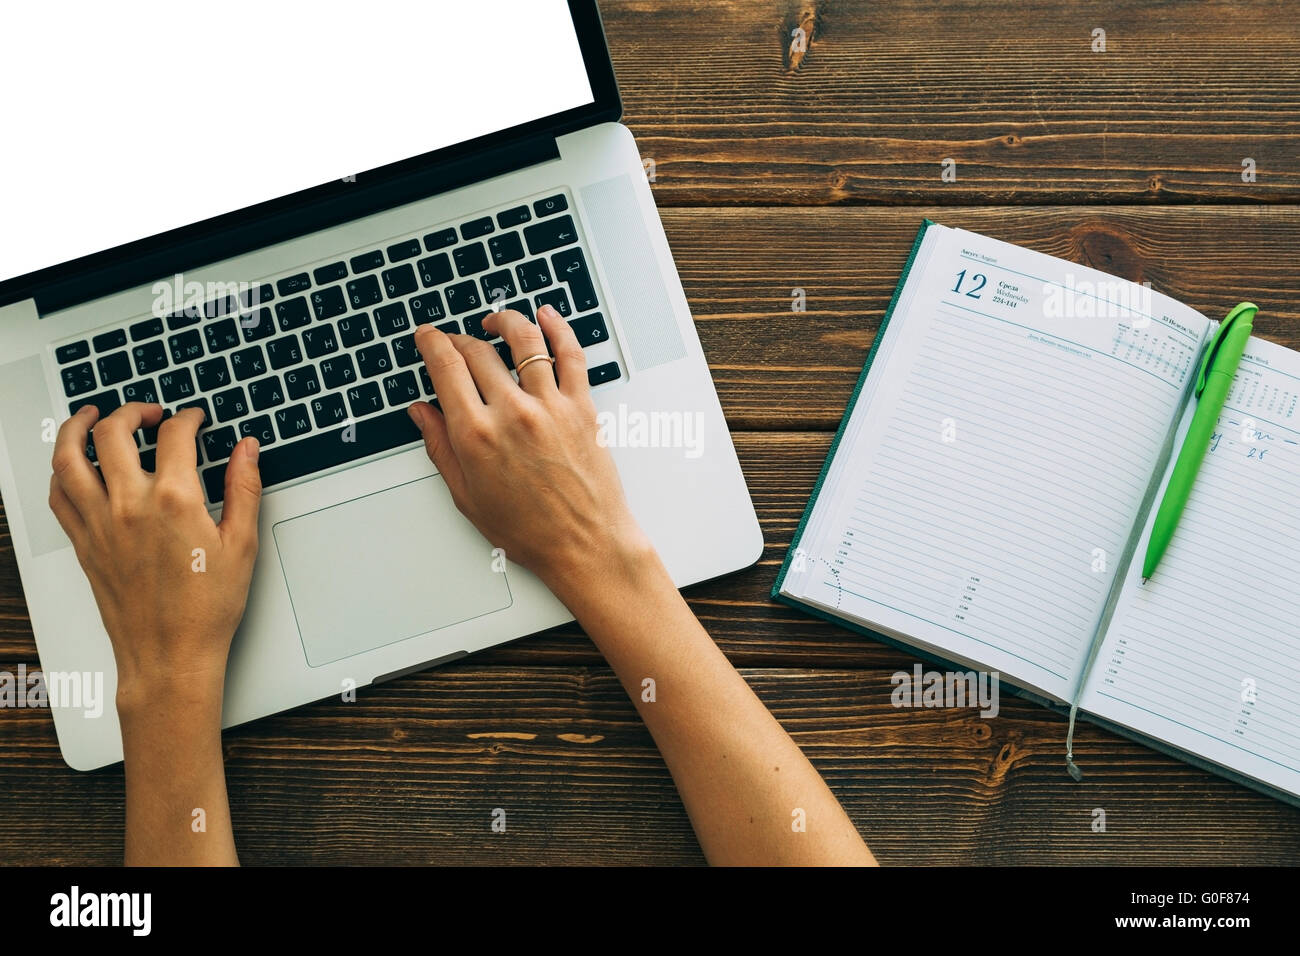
[0, 0, 596, 287]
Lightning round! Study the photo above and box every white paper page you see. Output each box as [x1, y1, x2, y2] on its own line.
[1082, 336, 1300, 797]
[785, 225, 1211, 700]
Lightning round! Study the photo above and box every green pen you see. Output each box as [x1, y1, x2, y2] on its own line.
[1142, 302, 1258, 582]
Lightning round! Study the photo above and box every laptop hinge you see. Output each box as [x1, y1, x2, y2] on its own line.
[30, 134, 561, 315]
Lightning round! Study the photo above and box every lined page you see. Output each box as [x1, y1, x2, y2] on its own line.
[1082, 336, 1300, 797]
[784, 224, 1211, 701]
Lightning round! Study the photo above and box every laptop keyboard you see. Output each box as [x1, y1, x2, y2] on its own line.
[53, 190, 622, 505]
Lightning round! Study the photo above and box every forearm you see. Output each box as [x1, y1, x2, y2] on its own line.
[118, 682, 238, 866]
[551, 543, 876, 866]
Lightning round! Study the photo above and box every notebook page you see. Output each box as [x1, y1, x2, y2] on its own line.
[1081, 336, 1300, 797]
[783, 224, 1211, 701]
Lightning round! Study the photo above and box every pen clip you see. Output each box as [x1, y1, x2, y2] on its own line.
[1194, 302, 1258, 397]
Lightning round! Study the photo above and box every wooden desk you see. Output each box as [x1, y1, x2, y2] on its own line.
[3, 1, 1298, 864]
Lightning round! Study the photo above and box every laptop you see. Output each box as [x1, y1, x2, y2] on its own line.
[0, 0, 762, 770]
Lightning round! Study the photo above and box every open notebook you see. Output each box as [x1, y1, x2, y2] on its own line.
[774, 220, 1300, 806]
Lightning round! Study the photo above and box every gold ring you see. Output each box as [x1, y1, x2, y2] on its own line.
[515, 353, 556, 376]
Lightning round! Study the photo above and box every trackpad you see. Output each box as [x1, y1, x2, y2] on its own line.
[273, 477, 512, 666]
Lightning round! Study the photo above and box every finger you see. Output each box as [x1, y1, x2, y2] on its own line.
[51, 405, 107, 512]
[449, 334, 518, 404]
[48, 474, 87, 543]
[536, 304, 589, 399]
[483, 309, 556, 394]
[407, 402, 470, 504]
[218, 437, 262, 554]
[154, 406, 206, 486]
[92, 403, 164, 488]
[414, 325, 485, 419]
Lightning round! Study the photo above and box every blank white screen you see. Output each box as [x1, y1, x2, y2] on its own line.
[0, 0, 594, 283]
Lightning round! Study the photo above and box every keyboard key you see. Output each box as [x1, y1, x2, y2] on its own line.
[311, 286, 348, 321]
[97, 351, 132, 386]
[139, 448, 157, 472]
[195, 357, 232, 391]
[61, 362, 97, 397]
[129, 318, 164, 342]
[56, 341, 90, 364]
[424, 227, 458, 251]
[350, 250, 385, 273]
[213, 387, 249, 422]
[382, 370, 421, 406]
[418, 366, 434, 396]
[497, 205, 531, 228]
[239, 307, 276, 342]
[524, 214, 577, 255]
[311, 393, 348, 428]
[408, 292, 446, 324]
[141, 407, 169, 446]
[588, 362, 622, 387]
[375, 303, 411, 336]
[462, 312, 494, 341]
[382, 264, 418, 299]
[569, 313, 609, 347]
[203, 294, 237, 319]
[205, 318, 242, 353]
[248, 375, 286, 411]
[488, 232, 525, 267]
[435, 320, 460, 335]
[93, 329, 127, 353]
[159, 368, 196, 403]
[417, 254, 453, 288]
[275, 297, 312, 331]
[166, 309, 202, 331]
[133, 340, 169, 375]
[460, 216, 494, 239]
[533, 194, 568, 218]
[516, 258, 552, 293]
[346, 381, 385, 417]
[203, 406, 420, 503]
[168, 330, 204, 364]
[357, 343, 393, 378]
[493, 341, 515, 370]
[240, 283, 276, 309]
[506, 299, 535, 322]
[301, 325, 339, 359]
[481, 270, 517, 306]
[535, 287, 572, 318]
[275, 403, 313, 440]
[445, 281, 482, 315]
[230, 346, 267, 382]
[552, 247, 599, 312]
[176, 396, 213, 426]
[313, 262, 348, 285]
[391, 333, 421, 367]
[239, 415, 276, 446]
[387, 238, 422, 262]
[266, 335, 303, 370]
[346, 274, 383, 309]
[338, 313, 375, 347]
[453, 243, 489, 277]
[122, 379, 158, 405]
[69, 390, 121, 419]
[320, 354, 358, 389]
[202, 426, 239, 463]
[284, 364, 322, 400]
[277, 273, 311, 296]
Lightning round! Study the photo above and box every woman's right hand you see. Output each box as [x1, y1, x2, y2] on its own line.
[407, 305, 654, 601]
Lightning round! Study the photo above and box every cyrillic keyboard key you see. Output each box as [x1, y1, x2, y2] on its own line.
[239, 415, 276, 446]
[338, 313, 374, 347]
[159, 368, 196, 403]
[203, 406, 420, 502]
[301, 325, 339, 358]
[248, 375, 286, 411]
[213, 387, 248, 422]
[346, 381, 385, 417]
[266, 335, 303, 370]
[445, 281, 482, 315]
[383, 371, 421, 406]
[275, 403, 313, 440]
[481, 270, 517, 306]
[311, 393, 348, 429]
[516, 258, 552, 293]
[391, 333, 421, 367]
[202, 426, 238, 463]
[195, 357, 231, 391]
[535, 287, 572, 318]
[357, 343, 392, 378]
[122, 379, 158, 405]
[375, 302, 411, 336]
[230, 346, 266, 382]
[320, 354, 358, 389]
[284, 365, 321, 400]
[408, 291, 446, 324]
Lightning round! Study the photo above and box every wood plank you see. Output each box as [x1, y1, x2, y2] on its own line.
[3, 666, 1297, 864]
[603, 0, 1300, 205]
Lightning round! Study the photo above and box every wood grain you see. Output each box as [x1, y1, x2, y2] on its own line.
[603, 0, 1300, 205]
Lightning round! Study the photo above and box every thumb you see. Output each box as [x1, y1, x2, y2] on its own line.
[408, 402, 468, 502]
[219, 437, 263, 553]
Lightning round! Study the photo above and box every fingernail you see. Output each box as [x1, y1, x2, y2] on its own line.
[407, 404, 425, 432]
[539, 305, 558, 319]
[247, 438, 260, 462]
